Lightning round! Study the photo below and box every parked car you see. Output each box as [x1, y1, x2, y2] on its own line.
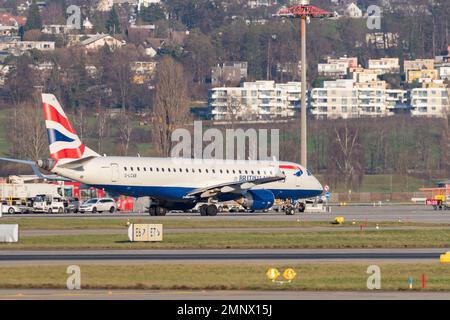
[79, 198, 117, 213]
[64, 197, 80, 213]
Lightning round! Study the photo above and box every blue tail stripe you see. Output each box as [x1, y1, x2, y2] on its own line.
[47, 128, 75, 144]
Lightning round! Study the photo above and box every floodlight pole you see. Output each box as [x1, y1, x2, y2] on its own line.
[300, 15, 307, 167]
[275, 0, 335, 168]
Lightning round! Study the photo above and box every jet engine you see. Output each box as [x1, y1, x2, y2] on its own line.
[240, 189, 275, 211]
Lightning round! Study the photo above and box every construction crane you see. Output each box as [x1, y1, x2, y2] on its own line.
[275, 0, 335, 167]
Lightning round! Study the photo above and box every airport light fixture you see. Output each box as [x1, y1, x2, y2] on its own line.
[275, 0, 335, 167]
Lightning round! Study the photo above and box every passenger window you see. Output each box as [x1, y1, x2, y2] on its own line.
[185, 168, 189, 173]
[199, 169, 202, 173]
[130, 167, 134, 171]
[220, 169, 223, 174]
[137, 167, 140, 171]
[238, 170, 241, 174]
[161, 168, 165, 172]
[245, 170, 248, 174]
[124, 167, 127, 171]
[212, 169, 215, 174]
[143, 167, 146, 171]
[168, 168, 171, 172]
[150, 168, 153, 171]
[179, 168, 182, 172]
[257, 171, 260, 174]
[206, 169, 209, 173]
[251, 170, 254, 174]
[192, 168, 195, 173]
[226, 170, 229, 174]
[156, 168, 159, 172]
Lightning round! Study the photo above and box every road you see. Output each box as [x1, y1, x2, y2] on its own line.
[0, 289, 450, 300]
[3, 205, 450, 223]
[0, 249, 445, 264]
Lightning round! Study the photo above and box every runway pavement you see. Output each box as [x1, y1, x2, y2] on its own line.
[5, 205, 450, 223]
[0, 289, 450, 300]
[0, 249, 445, 264]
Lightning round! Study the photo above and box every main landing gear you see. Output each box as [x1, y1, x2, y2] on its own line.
[199, 204, 218, 216]
[149, 206, 167, 216]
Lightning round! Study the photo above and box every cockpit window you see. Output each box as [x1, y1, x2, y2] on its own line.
[307, 169, 312, 176]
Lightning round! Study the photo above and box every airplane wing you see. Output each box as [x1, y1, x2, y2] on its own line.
[185, 174, 285, 199]
[0, 157, 72, 182]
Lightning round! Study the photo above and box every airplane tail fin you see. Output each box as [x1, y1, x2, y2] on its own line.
[42, 93, 99, 161]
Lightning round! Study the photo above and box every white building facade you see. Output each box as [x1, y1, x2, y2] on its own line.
[209, 81, 304, 121]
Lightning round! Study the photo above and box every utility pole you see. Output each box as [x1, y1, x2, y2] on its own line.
[275, 0, 335, 167]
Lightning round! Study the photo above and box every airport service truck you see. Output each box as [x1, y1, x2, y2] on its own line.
[0, 179, 63, 213]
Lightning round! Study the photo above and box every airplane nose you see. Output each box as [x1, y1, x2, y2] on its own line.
[313, 176, 323, 193]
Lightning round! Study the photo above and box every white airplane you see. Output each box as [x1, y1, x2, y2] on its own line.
[22, 94, 324, 216]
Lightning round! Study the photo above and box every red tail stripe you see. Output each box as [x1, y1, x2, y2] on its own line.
[51, 145, 85, 160]
[43, 103, 77, 135]
[279, 165, 301, 170]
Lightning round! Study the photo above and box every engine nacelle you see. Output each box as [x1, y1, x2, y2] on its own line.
[241, 189, 275, 211]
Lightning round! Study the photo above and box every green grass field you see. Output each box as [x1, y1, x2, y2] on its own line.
[0, 263, 449, 291]
[1, 217, 445, 230]
[2, 229, 450, 250]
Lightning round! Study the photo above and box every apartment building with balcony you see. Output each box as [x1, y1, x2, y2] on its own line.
[411, 85, 450, 117]
[310, 80, 359, 119]
[209, 81, 304, 121]
[310, 79, 407, 119]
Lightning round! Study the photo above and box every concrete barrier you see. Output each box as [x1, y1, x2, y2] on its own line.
[0, 224, 18, 242]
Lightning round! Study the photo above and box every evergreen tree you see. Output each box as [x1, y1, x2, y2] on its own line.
[139, 4, 166, 24]
[106, 6, 121, 35]
[25, 1, 43, 31]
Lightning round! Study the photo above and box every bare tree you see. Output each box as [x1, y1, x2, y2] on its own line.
[118, 110, 133, 156]
[326, 120, 363, 190]
[8, 99, 47, 160]
[226, 93, 244, 128]
[151, 57, 191, 157]
[96, 106, 109, 154]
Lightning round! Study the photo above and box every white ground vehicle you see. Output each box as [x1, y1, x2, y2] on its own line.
[33, 195, 65, 214]
[0, 203, 28, 214]
[79, 198, 117, 213]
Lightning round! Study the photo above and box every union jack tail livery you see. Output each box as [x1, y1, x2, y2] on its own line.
[42, 94, 99, 160]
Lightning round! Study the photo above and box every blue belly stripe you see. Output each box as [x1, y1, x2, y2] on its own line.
[91, 184, 323, 201]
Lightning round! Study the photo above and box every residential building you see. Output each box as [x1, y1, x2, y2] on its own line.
[368, 57, 400, 74]
[42, 24, 77, 35]
[0, 40, 55, 54]
[350, 67, 380, 83]
[318, 62, 348, 78]
[211, 62, 248, 87]
[411, 86, 450, 117]
[406, 69, 439, 83]
[438, 64, 450, 80]
[310, 78, 407, 118]
[209, 81, 303, 121]
[80, 34, 124, 51]
[403, 59, 435, 74]
[310, 80, 359, 119]
[344, 3, 363, 18]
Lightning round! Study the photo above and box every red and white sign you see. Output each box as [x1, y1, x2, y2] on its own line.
[324, 185, 330, 192]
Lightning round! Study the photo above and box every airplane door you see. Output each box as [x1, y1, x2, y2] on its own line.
[111, 163, 119, 182]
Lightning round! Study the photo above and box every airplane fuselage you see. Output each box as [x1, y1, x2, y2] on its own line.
[51, 157, 323, 209]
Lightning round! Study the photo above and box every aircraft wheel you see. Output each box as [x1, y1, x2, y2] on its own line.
[285, 207, 295, 215]
[298, 203, 306, 213]
[199, 204, 208, 216]
[206, 204, 218, 216]
[156, 207, 167, 216]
